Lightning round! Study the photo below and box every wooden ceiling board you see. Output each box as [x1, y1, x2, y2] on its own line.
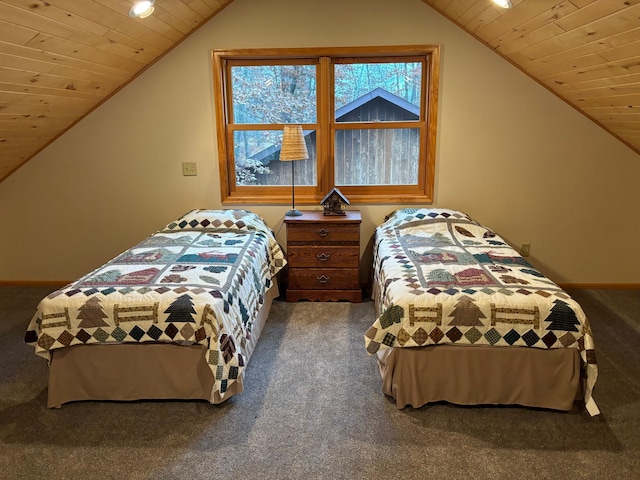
[553, 0, 640, 32]
[490, 3, 579, 55]
[476, 0, 562, 42]
[0, 18, 38, 45]
[460, 5, 501, 32]
[0, 41, 137, 80]
[1, 0, 638, 183]
[518, 8, 640, 61]
[421, 0, 640, 156]
[570, 0, 598, 8]
[0, 0, 234, 182]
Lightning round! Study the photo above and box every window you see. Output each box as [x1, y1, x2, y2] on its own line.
[212, 46, 440, 204]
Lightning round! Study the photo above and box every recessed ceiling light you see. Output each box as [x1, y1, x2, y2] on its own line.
[492, 0, 513, 8]
[129, 0, 155, 19]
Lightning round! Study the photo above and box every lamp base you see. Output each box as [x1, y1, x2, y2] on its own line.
[285, 209, 303, 217]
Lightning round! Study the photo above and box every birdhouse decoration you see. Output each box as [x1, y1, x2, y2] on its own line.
[321, 187, 350, 216]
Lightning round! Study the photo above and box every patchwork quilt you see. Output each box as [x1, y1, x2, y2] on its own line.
[25, 209, 285, 403]
[364, 208, 598, 415]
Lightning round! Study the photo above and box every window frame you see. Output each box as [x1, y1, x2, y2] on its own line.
[212, 45, 440, 205]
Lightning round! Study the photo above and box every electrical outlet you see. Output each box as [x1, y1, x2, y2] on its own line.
[520, 243, 531, 257]
[182, 162, 197, 176]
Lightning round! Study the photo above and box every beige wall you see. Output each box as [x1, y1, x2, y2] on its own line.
[1, 0, 639, 284]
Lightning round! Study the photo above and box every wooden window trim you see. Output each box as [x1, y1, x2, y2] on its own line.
[212, 45, 440, 205]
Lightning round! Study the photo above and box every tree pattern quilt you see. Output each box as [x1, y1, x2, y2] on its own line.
[364, 208, 598, 415]
[25, 209, 285, 403]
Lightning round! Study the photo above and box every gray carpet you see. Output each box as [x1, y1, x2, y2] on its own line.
[1, 286, 639, 479]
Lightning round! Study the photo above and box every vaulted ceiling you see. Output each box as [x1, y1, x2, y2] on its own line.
[0, 0, 638, 182]
[0, 0, 234, 182]
[422, 0, 640, 155]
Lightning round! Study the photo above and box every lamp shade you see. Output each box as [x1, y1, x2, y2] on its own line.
[280, 125, 309, 162]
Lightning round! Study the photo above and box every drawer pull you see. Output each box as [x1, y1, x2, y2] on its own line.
[318, 228, 330, 237]
[316, 275, 330, 284]
[316, 253, 331, 262]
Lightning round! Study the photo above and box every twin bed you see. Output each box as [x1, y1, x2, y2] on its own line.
[25, 209, 285, 408]
[365, 208, 599, 416]
[25, 207, 598, 415]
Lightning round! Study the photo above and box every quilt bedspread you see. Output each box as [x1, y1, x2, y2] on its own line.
[25, 209, 285, 403]
[364, 208, 598, 415]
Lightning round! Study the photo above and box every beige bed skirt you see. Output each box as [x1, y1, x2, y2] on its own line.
[376, 344, 582, 411]
[47, 283, 279, 408]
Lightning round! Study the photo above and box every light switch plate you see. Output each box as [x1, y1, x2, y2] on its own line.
[182, 162, 197, 176]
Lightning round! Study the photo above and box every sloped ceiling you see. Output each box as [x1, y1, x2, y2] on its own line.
[0, 0, 638, 183]
[421, 0, 640, 155]
[0, 0, 233, 181]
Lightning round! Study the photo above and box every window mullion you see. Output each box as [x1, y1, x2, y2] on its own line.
[318, 57, 332, 195]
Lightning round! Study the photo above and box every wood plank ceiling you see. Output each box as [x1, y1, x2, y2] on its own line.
[0, 0, 233, 181]
[0, 0, 639, 183]
[422, 0, 640, 155]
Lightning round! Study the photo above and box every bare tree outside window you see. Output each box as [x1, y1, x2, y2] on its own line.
[231, 65, 316, 187]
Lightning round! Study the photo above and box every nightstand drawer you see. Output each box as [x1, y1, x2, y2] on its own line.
[286, 223, 359, 243]
[288, 268, 360, 290]
[287, 246, 359, 268]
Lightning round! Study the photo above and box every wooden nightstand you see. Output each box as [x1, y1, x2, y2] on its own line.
[285, 210, 362, 302]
